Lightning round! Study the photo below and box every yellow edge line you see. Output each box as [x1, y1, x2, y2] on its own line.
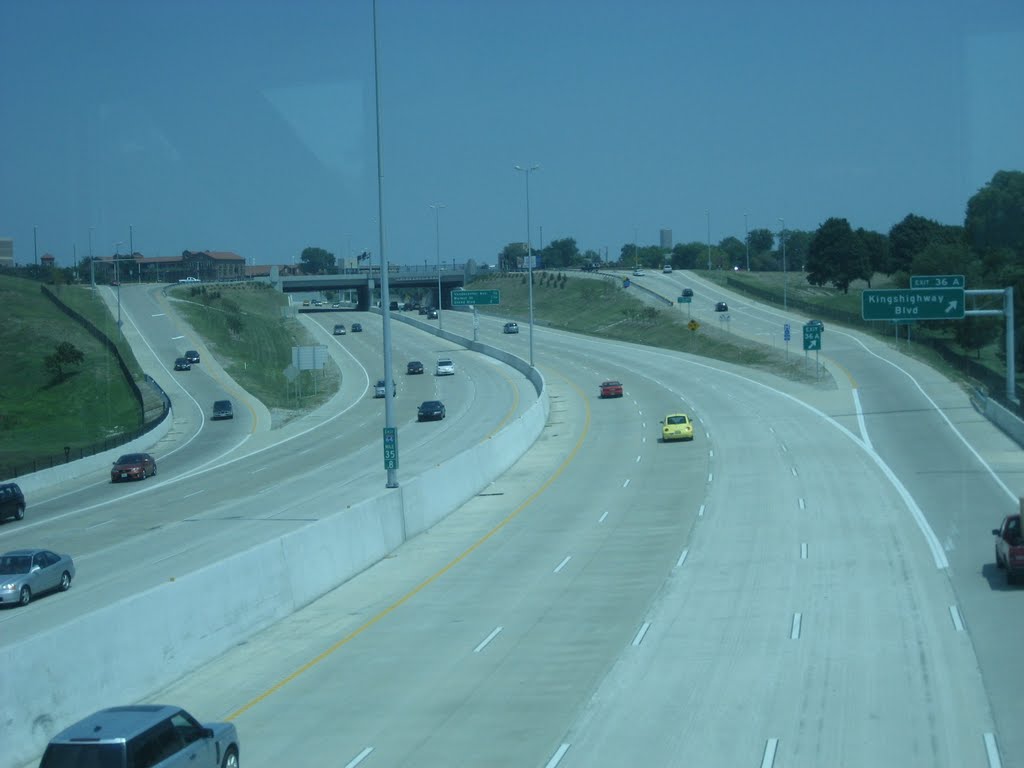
[227, 366, 588, 721]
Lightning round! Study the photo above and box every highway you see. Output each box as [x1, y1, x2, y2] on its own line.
[10, 275, 1022, 767]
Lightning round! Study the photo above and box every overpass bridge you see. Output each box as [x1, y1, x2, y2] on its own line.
[273, 265, 468, 310]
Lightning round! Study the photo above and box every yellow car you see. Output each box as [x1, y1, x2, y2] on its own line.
[661, 413, 694, 442]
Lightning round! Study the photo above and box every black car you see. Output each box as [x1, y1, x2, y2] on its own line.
[682, 288, 694, 297]
[503, 322, 519, 334]
[0, 483, 25, 523]
[806, 319, 825, 332]
[417, 400, 446, 421]
[418, 307, 428, 315]
[184, 350, 201, 364]
[174, 357, 191, 371]
[212, 400, 234, 420]
[352, 323, 363, 332]
[715, 302, 728, 312]
[427, 309, 439, 319]
[407, 360, 424, 375]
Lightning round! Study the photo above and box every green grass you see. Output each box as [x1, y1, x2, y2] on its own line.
[169, 283, 340, 414]
[0, 276, 141, 476]
[467, 271, 832, 385]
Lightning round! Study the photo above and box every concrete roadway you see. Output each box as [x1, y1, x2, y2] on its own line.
[0, 286, 536, 644]
[140, 299, 1002, 767]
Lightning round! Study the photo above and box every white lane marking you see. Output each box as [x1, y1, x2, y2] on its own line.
[801, 542, 808, 560]
[949, 605, 965, 632]
[183, 490, 204, 499]
[761, 737, 779, 768]
[853, 387, 873, 452]
[769, 426, 776, 434]
[598, 510, 609, 523]
[473, 626, 503, 653]
[631, 621, 651, 647]
[781, 443, 788, 452]
[642, 422, 646, 429]
[791, 613, 802, 639]
[642, 436, 646, 443]
[635, 455, 641, 463]
[554, 555, 572, 573]
[984, 733, 1002, 768]
[544, 744, 571, 768]
[705, 431, 710, 439]
[709, 449, 714, 458]
[86, 519, 112, 529]
[171, 334, 185, 340]
[151, 313, 166, 317]
[698, 504, 705, 517]
[676, 548, 688, 568]
[798, 498, 805, 510]
[343, 747, 374, 768]
[791, 467, 798, 477]
[622, 479, 631, 488]
[298, 447, 315, 455]
[708, 472, 713, 482]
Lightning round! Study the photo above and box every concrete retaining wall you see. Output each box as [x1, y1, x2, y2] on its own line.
[972, 386, 1024, 448]
[4, 322, 547, 768]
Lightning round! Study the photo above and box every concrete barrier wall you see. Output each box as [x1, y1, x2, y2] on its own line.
[974, 388, 1024, 448]
[4, 322, 547, 768]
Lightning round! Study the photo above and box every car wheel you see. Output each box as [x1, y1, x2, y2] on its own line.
[221, 746, 239, 768]
[152, 465, 157, 477]
[14, 505, 24, 520]
[59, 571, 71, 591]
[19, 586, 31, 606]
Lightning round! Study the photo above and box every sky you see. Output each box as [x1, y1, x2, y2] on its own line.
[1, 0, 1023, 268]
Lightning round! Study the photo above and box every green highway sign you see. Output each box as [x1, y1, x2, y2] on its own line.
[383, 427, 398, 470]
[862, 288, 965, 320]
[450, 289, 500, 306]
[803, 325, 821, 351]
[677, 296, 692, 304]
[910, 274, 965, 289]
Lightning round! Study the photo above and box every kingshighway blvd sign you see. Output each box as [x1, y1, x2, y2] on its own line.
[450, 289, 500, 306]
[862, 288, 965, 320]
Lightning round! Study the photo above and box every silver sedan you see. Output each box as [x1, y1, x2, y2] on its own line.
[0, 549, 76, 607]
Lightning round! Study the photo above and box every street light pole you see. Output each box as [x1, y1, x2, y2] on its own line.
[705, 210, 711, 270]
[515, 163, 540, 368]
[778, 217, 787, 311]
[744, 213, 749, 272]
[129, 225, 135, 283]
[33, 225, 38, 266]
[113, 241, 124, 334]
[430, 203, 446, 330]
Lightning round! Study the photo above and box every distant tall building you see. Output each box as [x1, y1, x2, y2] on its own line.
[659, 229, 672, 250]
[0, 238, 13, 268]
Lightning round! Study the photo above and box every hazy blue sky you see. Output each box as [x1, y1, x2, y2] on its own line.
[2, 0, 1022, 267]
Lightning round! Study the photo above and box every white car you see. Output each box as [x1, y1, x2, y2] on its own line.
[436, 358, 455, 376]
[632, 269, 644, 277]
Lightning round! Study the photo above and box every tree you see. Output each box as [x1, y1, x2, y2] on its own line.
[498, 242, 527, 271]
[747, 228, 775, 256]
[888, 214, 963, 275]
[965, 170, 1024, 256]
[540, 238, 580, 269]
[806, 217, 871, 294]
[299, 246, 335, 275]
[670, 242, 704, 269]
[718, 236, 745, 269]
[855, 228, 889, 285]
[43, 341, 85, 383]
[778, 230, 812, 272]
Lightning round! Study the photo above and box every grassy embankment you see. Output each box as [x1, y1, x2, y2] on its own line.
[466, 270, 831, 385]
[0, 276, 141, 474]
[168, 283, 340, 421]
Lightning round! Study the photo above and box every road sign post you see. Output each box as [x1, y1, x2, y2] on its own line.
[862, 288, 965, 321]
[803, 324, 821, 351]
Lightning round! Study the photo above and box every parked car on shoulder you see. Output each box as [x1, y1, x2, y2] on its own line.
[599, 380, 624, 398]
[417, 400, 446, 421]
[111, 453, 157, 482]
[212, 400, 234, 420]
[174, 357, 192, 371]
[0, 548, 75, 606]
[0, 483, 25, 523]
[407, 360, 424, 375]
[38, 705, 239, 768]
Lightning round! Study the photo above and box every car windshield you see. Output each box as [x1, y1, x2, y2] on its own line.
[0, 555, 31, 575]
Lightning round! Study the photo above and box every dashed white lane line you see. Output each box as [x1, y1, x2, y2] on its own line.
[343, 747, 374, 768]
[598, 510, 609, 523]
[698, 504, 705, 517]
[761, 738, 779, 768]
[554, 555, 572, 573]
[798, 498, 805, 510]
[622, 479, 630, 488]
[800, 542, 808, 559]
[676, 548, 688, 568]
[790, 612, 802, 639]
[473, 626, 503, 653]
[631, 621, 651, 647]
[544, 744, 571, 768]
[949, 605, 965, 632]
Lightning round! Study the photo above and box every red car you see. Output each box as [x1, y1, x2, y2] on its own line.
[599, 380, 623, 398]
[993, 514, 1024, 584]
[111, 453, 157, 483]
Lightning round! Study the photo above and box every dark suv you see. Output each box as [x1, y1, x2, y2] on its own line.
[39, 705, 239, 768]
[0, 483, 25, 523]
[212, 400, 234, 420]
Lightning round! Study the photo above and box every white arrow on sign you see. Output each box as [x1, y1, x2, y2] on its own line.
[945, 301, 959, 314]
